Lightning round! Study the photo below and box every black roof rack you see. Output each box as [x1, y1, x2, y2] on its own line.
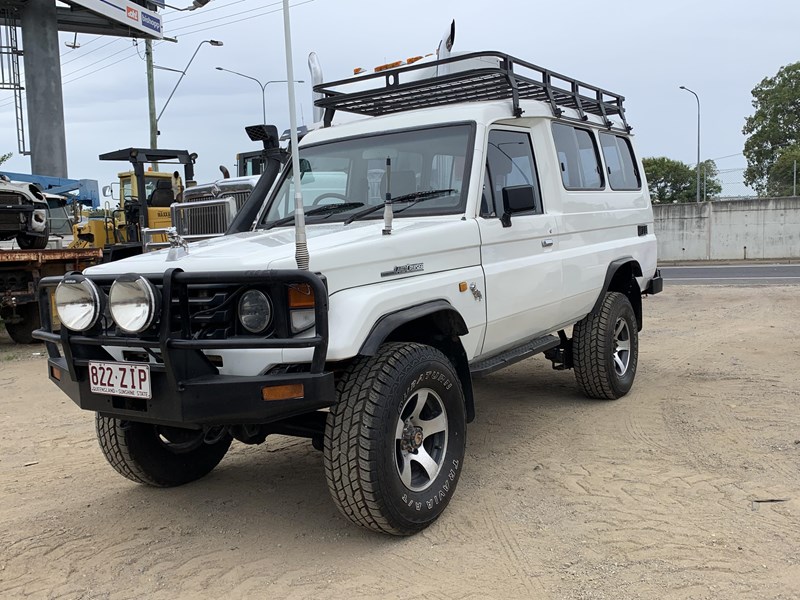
[313, 51, 630, 132]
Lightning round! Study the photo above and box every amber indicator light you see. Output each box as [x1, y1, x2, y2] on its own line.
[262, 384, 304, 401]
[288, 284, 315, 308]
[50, 366, 62, 381]
[458, 281, 468, 292]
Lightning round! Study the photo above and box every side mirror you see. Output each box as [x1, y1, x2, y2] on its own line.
[501, 185, 536, 227]
[102, 185, 112, 197]
[299, 158, 314, 182]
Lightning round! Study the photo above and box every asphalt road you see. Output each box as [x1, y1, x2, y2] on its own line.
[660, 263, 800, 285]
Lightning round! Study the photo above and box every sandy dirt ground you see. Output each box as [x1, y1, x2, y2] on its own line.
[1, 285, 799, 600]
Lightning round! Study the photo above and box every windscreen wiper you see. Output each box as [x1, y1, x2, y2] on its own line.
[343, 189, 455, 225]
[264, 202, 364, 230]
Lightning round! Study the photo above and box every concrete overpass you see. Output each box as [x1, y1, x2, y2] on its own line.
[0, 0, 163, 177]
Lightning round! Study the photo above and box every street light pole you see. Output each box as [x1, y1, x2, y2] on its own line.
[146, 0, 215, 153]
[215, 67, 303, 124]
[157, 39, 223, 123]
[680, 85, 701, 202]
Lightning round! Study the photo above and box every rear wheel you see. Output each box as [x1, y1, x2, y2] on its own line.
[324, 342, 466, 535]
[96, 415, 231, 487]
[2, 303, 40, 344]
[572, 291, 638, 399]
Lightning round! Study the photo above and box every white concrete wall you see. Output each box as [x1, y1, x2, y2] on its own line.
[653, 198, 800, 261]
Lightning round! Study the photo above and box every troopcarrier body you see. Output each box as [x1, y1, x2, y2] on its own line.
[35, 50, 662, 535]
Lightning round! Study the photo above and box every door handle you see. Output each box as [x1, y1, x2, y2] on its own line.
[541, 239, 554, 248]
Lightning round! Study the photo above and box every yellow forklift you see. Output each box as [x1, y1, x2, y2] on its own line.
[70, 148, 197, 261]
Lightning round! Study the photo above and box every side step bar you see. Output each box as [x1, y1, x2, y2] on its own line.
[470, 335, 561, 378]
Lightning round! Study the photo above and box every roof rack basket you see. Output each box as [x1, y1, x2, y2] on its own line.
[313, 51, 630, 133]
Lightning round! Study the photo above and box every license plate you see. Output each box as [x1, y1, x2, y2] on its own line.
[89, 361, 151, 400]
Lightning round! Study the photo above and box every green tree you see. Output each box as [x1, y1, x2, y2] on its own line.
[643, 157, 721, 202]
[742, 62, 800, 195]
[0, 152, 11, 166]
[766, 144, 800, 197]
[699, 159, 723, 199]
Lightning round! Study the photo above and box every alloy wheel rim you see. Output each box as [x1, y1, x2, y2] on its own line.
[395, 387, 448, 492]
[612, 317, 631, 376]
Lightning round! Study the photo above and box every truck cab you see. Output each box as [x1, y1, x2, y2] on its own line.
[0, 177, 50, 249]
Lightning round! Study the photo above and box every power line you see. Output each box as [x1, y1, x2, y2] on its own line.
[167, 0, 293, 33]
[164, 0, 259, 23]
[61, 37, 123, 67]
[62, 49, 149, 86]
[0, 0, 314, 111]
[61, 42, 137, 79]
[709, 152, 744, 161]
[173, 0, 315, 37]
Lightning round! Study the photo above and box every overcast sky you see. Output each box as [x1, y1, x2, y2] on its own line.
[0, 0, 797, 196]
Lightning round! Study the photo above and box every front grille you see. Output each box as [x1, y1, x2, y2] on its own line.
[94, 281, 239, 340]
[0, 192, 25, 206]
[180, 191, 251, 235]
[92, 279, 283, 344]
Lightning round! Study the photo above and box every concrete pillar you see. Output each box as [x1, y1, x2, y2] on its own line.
[20, 0, 68, 178]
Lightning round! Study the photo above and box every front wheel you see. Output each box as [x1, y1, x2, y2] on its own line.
[572, 291, 639, 399]
[17, 220, 49, 249]
[324, 342, 466, 535]
[96, 415, 231, 487]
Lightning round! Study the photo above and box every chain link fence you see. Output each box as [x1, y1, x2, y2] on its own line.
[716, 167, 756, 199]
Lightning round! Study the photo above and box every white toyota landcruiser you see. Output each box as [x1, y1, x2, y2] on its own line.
[36, 51, 662, 536]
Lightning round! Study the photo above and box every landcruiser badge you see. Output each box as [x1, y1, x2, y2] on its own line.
[381, 263, 424, 277]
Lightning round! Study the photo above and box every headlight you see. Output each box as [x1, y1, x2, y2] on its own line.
[238, 290, 272, 334]
[54, 275, 102, 331]
[109, 275, 160, 334]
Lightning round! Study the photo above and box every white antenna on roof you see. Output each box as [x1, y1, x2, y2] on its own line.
[282, 0, 309, 271]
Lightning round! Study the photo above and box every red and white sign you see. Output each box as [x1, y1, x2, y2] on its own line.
[63, 1, 163, 39]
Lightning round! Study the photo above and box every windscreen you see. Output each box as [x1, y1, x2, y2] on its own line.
[257, 124, 473, 227]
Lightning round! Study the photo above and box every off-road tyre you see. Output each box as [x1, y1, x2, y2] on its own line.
[324, 342, 466, 536]
[96, 415, 231, 487]
[2, 303, 40, 344]
[573, 291, 638, 400]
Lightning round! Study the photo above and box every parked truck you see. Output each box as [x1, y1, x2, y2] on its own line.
[0, 175, 103, 342]
[1, 247, 101, 343]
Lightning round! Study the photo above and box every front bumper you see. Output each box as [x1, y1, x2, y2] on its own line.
[34, 268, 335, 428]
[46, 355, 334, 427]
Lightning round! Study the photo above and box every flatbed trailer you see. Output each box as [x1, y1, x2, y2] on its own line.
[1, 247, 102, 343]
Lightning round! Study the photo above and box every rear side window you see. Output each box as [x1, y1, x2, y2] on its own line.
[551, 123, 604, 190]
[599, 133, 641, 190]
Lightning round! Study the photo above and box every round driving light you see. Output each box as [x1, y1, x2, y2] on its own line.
[109, 275, 160, 334]
[238, 290, 272, 334]
[55, 276, 102, 332]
